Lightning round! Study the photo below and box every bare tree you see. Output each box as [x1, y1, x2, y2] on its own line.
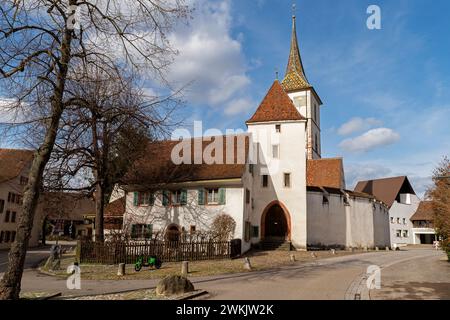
[0, 0, 189, 299]
[46, 64, 182, 241]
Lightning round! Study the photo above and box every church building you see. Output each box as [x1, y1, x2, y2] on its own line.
[119, 13, 391, 252]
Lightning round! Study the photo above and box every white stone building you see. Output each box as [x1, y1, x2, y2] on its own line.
[354, 176, 421, 247]
[119, 14, 391, 252]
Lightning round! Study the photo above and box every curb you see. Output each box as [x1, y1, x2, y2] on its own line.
[177, 290, 209, 300]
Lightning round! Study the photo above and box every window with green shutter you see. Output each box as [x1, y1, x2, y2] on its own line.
[162, 190, 170, 206]
[149, 192, 155, 206]
[145, 224, 153, 238]
[218, 188, 226, 205]
[181, 190, 187, 205]
[198, 188, 205, 205]
[131, 224, 138, 238]
[133, 192, 139, 206]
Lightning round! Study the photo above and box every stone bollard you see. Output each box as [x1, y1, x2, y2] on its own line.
[117, 263, 125, 276]
[385, 246, 390, 251]
[243, 257, 252, 270]
[310, 252, 317, 258]
[181, 261, 189, 277]
[330, 249, 336, 255]
[290, 254, 296, 262]
[375, 247, 379, 251]
[363, 247, 368, 252]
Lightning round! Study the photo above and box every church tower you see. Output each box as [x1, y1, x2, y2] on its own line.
[281, 13, 323, 160]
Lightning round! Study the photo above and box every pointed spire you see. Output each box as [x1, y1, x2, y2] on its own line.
[281, 10, 311, 92]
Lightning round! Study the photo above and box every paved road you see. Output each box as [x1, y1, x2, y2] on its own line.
[1, 246, 448, 300]
[0, 247, 51, 274]
[195, 247, 449, 300]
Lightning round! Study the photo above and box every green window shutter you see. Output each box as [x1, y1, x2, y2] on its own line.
[131, 224, 137, 238]
[181, 189, 187, 205]
[219, 188, 226, 205]
[162, 190, 169, 206]
[133, 192, 139, 206]
[145, 224, 153, 238]
[149, 192, 155, 206]
[198, 188, 205, 205]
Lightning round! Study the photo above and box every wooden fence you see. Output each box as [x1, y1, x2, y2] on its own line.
[78, 240, 237, 264]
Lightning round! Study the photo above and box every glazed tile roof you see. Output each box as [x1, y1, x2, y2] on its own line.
[281, 16, 311, 92]
[246, 80, 305, 124]
[307, 158, 345, 189]
[0, 148, 34, 183]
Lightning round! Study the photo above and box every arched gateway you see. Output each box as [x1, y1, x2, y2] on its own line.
[260, 201, 291, 241]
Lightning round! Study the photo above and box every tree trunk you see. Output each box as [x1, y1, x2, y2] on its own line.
[94, 185, 105, 242]
[42, 216, 47, 246]
[0, 24, 73, 300]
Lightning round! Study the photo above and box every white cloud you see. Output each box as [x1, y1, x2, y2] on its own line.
[345, 163, 393, 189]
[166, 0, 251, 115]
[337, 117, 383, 136]
[339, 128, 400, 153]
[224, 97, 255, 116]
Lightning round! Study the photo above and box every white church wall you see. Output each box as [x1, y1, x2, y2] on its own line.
[247, 121, 308, 250]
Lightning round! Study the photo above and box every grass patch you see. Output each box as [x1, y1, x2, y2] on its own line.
[41, 249, 360, 280]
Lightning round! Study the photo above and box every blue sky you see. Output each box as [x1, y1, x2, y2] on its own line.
[163, 0, 450, 196]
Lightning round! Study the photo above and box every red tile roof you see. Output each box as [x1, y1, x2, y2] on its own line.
[410, 201, 434, 221]
[307, 158, 345, 189]
[246, 80, 305, 124]
[0, 148, 34, 183]
[122, 135, 249, 187]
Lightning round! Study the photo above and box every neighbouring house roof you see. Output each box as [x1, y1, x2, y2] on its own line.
[104, 197, 125, 230]
[410, 201, 434, 222]
[307, 158, 345, 189]
[0, 148, 34, 183]
[122, 135, 249, 188]
[354, 176, 416, 209]
[246, 80, 305, 124]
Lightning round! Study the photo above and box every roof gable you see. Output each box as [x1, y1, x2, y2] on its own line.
[0, 148, 34, 183]
[354, 176, 416, 208]
[246, 80, 305, 124]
